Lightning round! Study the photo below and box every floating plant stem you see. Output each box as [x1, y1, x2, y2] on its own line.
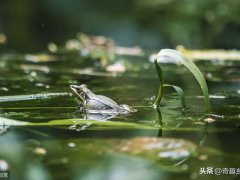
[156, 49, 211, 112]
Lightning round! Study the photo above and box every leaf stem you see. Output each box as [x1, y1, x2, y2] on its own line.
[153, 59, 164, 108]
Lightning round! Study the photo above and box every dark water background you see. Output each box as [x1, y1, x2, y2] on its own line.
[1, 0, 240, 52]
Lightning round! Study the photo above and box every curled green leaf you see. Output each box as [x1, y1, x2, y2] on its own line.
[156, 49, 211, 113]
[163, 84, 186, 109]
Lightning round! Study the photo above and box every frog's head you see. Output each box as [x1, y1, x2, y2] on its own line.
[69, 84, 92, 103]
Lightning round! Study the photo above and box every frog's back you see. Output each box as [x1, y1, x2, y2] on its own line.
[86, 95, 120, 111]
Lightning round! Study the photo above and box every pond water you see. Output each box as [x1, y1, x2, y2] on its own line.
[0, 51, 239, 180]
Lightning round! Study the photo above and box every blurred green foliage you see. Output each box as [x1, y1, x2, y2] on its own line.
[1, 0, 240, 52]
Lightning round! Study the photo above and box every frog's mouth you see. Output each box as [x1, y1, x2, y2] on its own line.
[69, 85, 85, 103]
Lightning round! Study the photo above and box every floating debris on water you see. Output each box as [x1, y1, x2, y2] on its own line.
[25, 54, 56, 62]
[115, 46, 144, 56]
[0, 93, 70, 102]
[68, 142, 76, 148]
[0, 87, 9, 92]
[177, 45, 240, 61]
[34, 147, 47, 156]
[47, 42, 58, 52]
[203, 117, 215, 123]
[198, 154, 208, 161]
[115, 137, 196, 162]
[20, 64, 50, 73]
[158, 150, 190, 160]
[106, 61, 126, 73]
[196, 95, 226, 99]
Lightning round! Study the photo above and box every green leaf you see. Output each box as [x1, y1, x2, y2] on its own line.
[0, 117, 160, 130]
[156, 49, 211, 113]
[163, 84, 186, 109]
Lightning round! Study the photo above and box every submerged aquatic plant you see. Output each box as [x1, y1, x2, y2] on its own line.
[153, 49, 211, 113]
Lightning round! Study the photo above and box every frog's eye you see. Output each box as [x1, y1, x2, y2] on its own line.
[79, 92, 85, 99]
[76, 87, 81, 91]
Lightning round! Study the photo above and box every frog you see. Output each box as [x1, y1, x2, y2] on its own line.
[69, 84, 136, 114]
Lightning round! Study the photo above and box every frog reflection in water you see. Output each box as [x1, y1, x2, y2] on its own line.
[70, 84, 136, 114]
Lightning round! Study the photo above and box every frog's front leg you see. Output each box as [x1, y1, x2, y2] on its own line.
[69, 122, 92, 131]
